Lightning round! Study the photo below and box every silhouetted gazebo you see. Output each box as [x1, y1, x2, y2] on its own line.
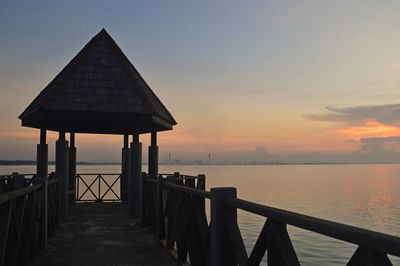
[19, 29, 176, 218]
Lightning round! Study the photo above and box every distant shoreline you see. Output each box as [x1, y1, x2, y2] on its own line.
[0, 160, 398, 166]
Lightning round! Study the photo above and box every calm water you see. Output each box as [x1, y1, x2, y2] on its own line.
[1, 164, 400, 265]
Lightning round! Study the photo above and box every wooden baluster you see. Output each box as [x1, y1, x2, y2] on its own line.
[35, 176, 48, 249]
[195, 174, 209, 265]
[196, 174, 205, 190]
[0, 177, 6, 194]
[185, 176, 195, 188]
[348, 247, 392, 266]
[141, 173, 148, 226]
[247, 219, 269, 265]
[76, 174, 79, 201]
[182, 177, 197, 263]
[175, 176, 188, 262]
[156, 176, 166, 240]
[166, 175, 177, 249]
[223, 205, 248, 266]
[152, 180, 157, 230]
[266, 220, 300, 266]
[97, 175, 101, 203]
[188, 196, 208, 266]
[0, 201, 12, 266]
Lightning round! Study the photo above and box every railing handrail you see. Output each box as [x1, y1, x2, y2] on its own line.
[0, 178, 59, 204]
[162, 181, 210, 198]
[158, 173, 199, 179]
[225, 197, 400, 257]
[0, 173, 36, 178]
[0, 184, 42, 204]
[146, 174, 400, 261]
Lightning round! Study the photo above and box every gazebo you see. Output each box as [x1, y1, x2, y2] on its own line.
[19, 29, 176, 219]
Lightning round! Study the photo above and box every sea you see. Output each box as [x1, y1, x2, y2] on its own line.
[1, 164, 399, 265]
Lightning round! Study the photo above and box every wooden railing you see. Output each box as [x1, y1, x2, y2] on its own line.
[142, 173, 400, 266]
[142, 173, 206, 239]
[0, 176, 59, 266]
[0, 173, 37, 194]
[76, 173, 121, 202]
[1, 173, 122, 202]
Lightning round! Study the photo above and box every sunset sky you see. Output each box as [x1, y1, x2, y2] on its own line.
[1, 1, 400, 162]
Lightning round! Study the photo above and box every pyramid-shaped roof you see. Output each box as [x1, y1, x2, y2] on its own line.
[19, 29, 176, 134]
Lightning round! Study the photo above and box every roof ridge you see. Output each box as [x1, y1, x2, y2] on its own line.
[101, 31, 176, 124]
[101, 31, 157, 114]
[41, 30, 105, 110]
[19, 29, 104, 118]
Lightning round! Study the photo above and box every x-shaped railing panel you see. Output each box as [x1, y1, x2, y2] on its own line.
[76, 174, 121, 202]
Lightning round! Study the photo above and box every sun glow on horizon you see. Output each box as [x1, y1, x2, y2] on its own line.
[337, 120, 400, 139]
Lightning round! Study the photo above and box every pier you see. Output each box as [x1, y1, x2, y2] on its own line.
[1, 29, 399, 265]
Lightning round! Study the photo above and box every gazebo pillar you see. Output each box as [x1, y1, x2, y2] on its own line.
[148, 132, 158, 179]
[129, 133, 142, 218]
[36, 128, 48, 179]
[68, 132, 76, 205]
[121, 134, 130, 203]
[150, 131, 163, 238]
[56, 131, 69, 220]
[36, 128, 49, 248]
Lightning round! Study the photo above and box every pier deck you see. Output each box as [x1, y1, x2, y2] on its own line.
[33, 203, 176, 266]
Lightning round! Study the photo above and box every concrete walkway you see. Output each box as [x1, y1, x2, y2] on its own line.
[34, 203, 177, 266]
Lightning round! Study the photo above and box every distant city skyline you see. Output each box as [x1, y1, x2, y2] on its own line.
[1, 1, 400, 163]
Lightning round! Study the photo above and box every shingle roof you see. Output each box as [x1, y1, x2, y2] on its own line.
[19, 29, 176, 134]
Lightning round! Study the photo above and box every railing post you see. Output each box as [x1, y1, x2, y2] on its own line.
[174, 172, 180, 180]
[140, 172, 147, 225]
[196, 174, 206, 218]
[197, 174, 206, 190]
[165, 174, 177, 248]
[36, 176, 48, 249]
[51, 171, 62, 224]
[11, 172, 25, 190]
[156, 175, 165, 240]
[211, 187, 237, 266]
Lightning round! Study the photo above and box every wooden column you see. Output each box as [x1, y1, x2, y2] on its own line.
[36, 128, 48, 179]
[56, 131, 69, 220]
[68, 132, 76, 205]
[211, 187, 237, 266]
[121, 134, 130, 203]
[129, 133, 142, 218]
[148, 132, 158, 179]
[149, 132, 163, 238]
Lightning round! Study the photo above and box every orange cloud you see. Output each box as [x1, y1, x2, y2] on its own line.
[338, 120, 400, 138]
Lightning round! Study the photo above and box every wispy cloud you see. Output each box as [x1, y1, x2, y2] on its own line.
[304, 104, 400, 127]
[360, 136, 400, 144]
[357, 136, 400, 157]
